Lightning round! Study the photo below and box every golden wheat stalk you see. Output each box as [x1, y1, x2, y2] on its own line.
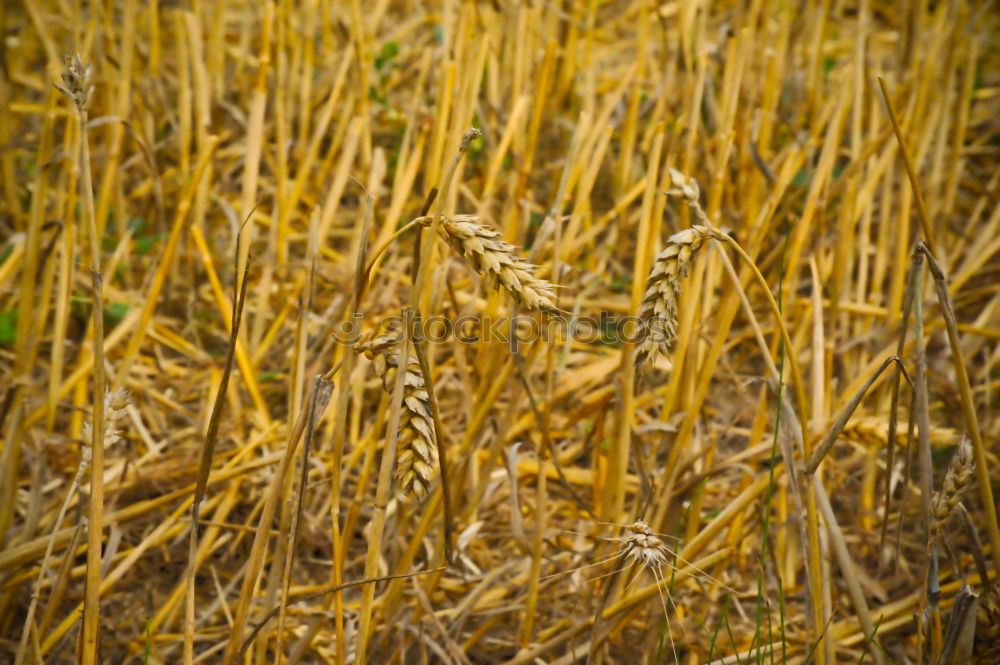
[429, 214, 559, 313]
[14, 389, 129, 665]
[361, 334, 438, 500]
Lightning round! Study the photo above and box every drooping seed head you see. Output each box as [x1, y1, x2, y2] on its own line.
[360, 331, 438, 501]
[436, 214, 559, 314]
[634, 226, 712, 367]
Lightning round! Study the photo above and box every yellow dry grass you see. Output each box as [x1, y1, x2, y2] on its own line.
[1, 1, 999, 664]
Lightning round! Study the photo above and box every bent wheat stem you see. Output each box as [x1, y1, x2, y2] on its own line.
[56, 53, 106, 665]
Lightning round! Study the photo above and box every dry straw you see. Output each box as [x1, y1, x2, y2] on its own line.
[14, 389, 129, 665]
[361, 334, 438, 501]
[54, 52, 107, 665]
[7, 4, 998, 663]
[432, 214, 559, 313]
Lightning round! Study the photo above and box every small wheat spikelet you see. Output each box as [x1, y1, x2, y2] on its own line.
[635, 226, 712, 366]
[435, 214, 559, 313]
[81, 388, 130, 451]
[609, 520, 679, 661]
[53, 53, 94, 110]
[666, 168, 700, 203]
[931, 436, 975, 533]
[360, 334, 438, 501]
[612, 520, 672, 570]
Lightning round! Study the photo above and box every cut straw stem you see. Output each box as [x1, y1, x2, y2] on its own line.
[919, 244, 1000, 573]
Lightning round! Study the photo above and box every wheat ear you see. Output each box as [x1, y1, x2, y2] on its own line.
[931, 436, 975, 535]
[81, 388, 130, 450]
[431, 214, 559, 313]
[612, 521, 672, 570]
[635, 169, 720, 367]
[635, 225, 712, 366]
[361, 334, 438, 501]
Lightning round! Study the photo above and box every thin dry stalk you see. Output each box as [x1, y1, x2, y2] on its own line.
[184, 248, 251, 665]
[412, 127, 481, 300]
[805, 355, 905, 474]
[318, 195, 372, 663]
[920, 244, 1000, 574]
[37, 520, 85, 638]
[15, 389, 128, 665]
[272, 207, 324, 662]
[813, 475, 887, 664]
[220, 377, 334, 665]
[55, 52, 106, 665]
[881, 250, 922, 550]
[911, 255, 939, 662]
[355, 310, 414, 665]
[406, 311, 454, 565]
[0, 399, 23, 547]
[276, 375, 333, 660]
[876, 76, 938, 257]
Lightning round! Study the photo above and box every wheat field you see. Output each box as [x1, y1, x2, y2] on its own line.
[1, 1, 999, 664]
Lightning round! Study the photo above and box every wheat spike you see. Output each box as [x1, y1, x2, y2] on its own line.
[975, 594, 1000, 663]
[361, 334, 438, 501]
[635, 225, 712, 366]
[612, 520, 671, 570]
[634, 169, 716, 367]
[840, 416, 959, 448]
[931, 436, 975, 530]
[434, 214, 559, 313]
[53, 53, 94, 110]
[81, 388, 130, 452]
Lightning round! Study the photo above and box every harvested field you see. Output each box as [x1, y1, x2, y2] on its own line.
[1, 1, 999, 664]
